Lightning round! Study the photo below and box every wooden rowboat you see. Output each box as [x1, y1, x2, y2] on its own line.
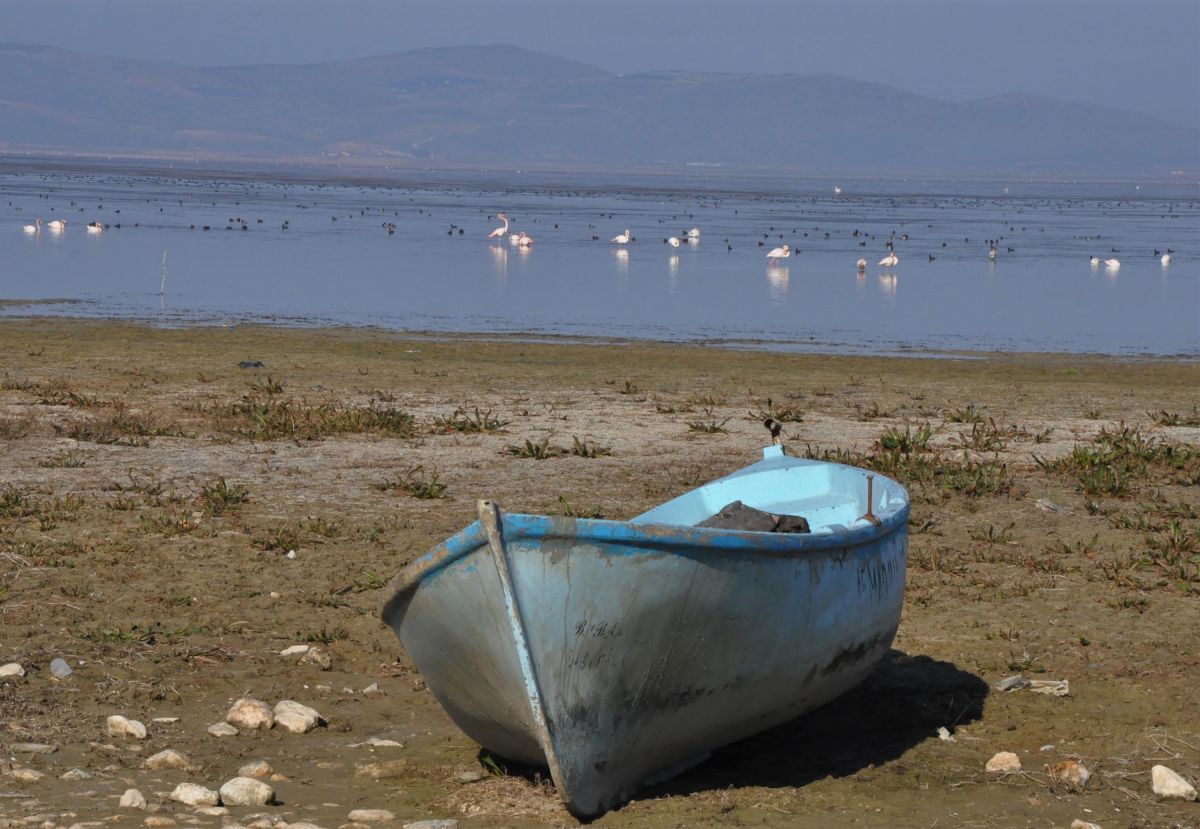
[380, 445, 909, 817]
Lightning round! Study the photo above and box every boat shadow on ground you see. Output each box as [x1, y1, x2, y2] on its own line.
[644, 648, 989, 799]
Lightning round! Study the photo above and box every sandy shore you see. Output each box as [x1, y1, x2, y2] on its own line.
[1, 320, 1197, 828]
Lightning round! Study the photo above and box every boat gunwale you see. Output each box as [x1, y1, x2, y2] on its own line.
[380, 497, 909, 621]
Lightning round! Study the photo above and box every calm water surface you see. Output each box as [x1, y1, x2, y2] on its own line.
[2, 170, 1197, 355]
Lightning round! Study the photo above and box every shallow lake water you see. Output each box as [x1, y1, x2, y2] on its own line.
[1, 169, 1197, 355]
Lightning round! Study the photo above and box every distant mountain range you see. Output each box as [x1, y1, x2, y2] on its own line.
[0, 42, 1194, 174]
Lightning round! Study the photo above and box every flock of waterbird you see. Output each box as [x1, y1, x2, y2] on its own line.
[480, 206, 1175, 273]
[17, 183, 1180, 277]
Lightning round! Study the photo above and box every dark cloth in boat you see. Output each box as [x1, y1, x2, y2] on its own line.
[698, 501, 811, 534]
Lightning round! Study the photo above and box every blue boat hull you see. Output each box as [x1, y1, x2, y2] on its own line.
[381, 448, 909, 817]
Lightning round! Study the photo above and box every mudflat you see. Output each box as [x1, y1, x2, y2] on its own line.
[1, 319, 1197, 828]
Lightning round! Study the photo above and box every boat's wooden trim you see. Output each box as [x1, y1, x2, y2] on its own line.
[478, 500, 569, 804]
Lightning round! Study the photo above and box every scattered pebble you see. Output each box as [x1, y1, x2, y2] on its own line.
[986, 751, 1022, 773]
[361, 683, 381, 695]
[1029, 679, 1070, 697]
[346, 811, 394, 823]
[119, 789, 147, 810]
[59, 769, 92, 780]
[301, 648, 333, 671]
[274, 700, 322, 734]
[106, 715, 148, 740]
[226, 699, 275, 731]
[11, 743, 57, 755]
[279, 645, 310, 658]
[238, 760, 273, 779]
[152, 717, 180, 724]
[219, 777, 275, 807]
[936, 726, 955, 742]
[0, 663, 25, 680]
[142, 749, 191, 770]
[207, 722, 239, 738]
[49, 658, 74, 679]
[403, 821, 458, 829]
[284, 823, 324, 829]
[143, 818, 176, 828]
[168, 782, 220, 807]
[1151, 764, 1197, 801]
[454, 771, 484, 784]
[1035, 498, 1066, 513]
[1070, 821, 1101, 829]
[1049, 759, 1090, 791]
[194, 807, 228, 817]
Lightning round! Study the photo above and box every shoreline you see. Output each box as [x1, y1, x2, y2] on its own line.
[2, 313, 1197, 364]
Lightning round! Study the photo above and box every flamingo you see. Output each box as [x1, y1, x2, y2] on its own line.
[515, 231, 534, 248]
[833, 186, 843, 195]
[766, 243, 791, 263]
[509, 232, 521, 246]
[667, 236, 682, 248]
[1089, 256, 1101, 266]
[856, 258, 867, 271]
[611, 229, 633, 245]
[486, 212, 509, 239]
[879, 251, 899, 267]
[686, 227, 700, 239]
[86, 222, 102, 235]
[47, 219, 66, 232]
[22, 218, 42, 235]
[1104, 258, 1120, 269]
[1161, 253, 1171, 266]
[988, 245, 997, 261]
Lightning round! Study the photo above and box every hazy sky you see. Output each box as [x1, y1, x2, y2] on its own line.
[2, 0, 1197, 128]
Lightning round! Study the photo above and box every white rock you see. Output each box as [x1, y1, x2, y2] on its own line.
[6, 767, 45, 782]
[284, 824, 324, 829]
[347, 811, 394, 823]
[279, 645, 310, 657]
[226, 699, 275, 731]
[11, 743, 57, 754]
[119, 789, 147, 810]
[60, 768, 92, 780]
[985, 751, 1021, 773]
[238, 760, 273, 779]
[362, 683, 381, 695]
[143, 818, 176, 828]
[273, 700, 322, 734]
[403, 821, 458, 829]
[219, 777, 275, 807]
[207, 722, 239, 737]
[0, 662, 25, 680]
[142, 749, 191, 770]
[168, 782, 220, 807]
[1070, 821, 1102, 829]
[193, 807, 228, 817]
[936, 726, 955, 742]
[49, 658, 73, 679]
[152, 717, 180, 724]
[1151, 764, 1197, 801]
[106, 715, 148, 740]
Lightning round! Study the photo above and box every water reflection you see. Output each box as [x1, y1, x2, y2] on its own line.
[877, 271, 897, 301]
[488, 244, 508, 289]
[668, 254, 680, 293]
[766, 264, 789, 303]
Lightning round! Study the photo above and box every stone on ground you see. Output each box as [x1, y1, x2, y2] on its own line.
[207, 721, 239, 737]
[1151, 764, 1197, 800]
[1049, 759, 1090, 791]
[985, 751, 1021, 773]
[0, 663, 25, 680]
[347, 810, 395, 823]
[219, 776, 275, 807]
[106, 715, 148, 740]
[142, 749, 191, 770]
[119, 789, 147, 810]
[226, 699, 275, 731]
[273, 700, 322, 734]
[238, 759, 273, 778]
[168, 782, 220, 807]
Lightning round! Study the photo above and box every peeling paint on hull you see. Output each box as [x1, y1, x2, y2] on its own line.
[381, 447, 908, 817]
